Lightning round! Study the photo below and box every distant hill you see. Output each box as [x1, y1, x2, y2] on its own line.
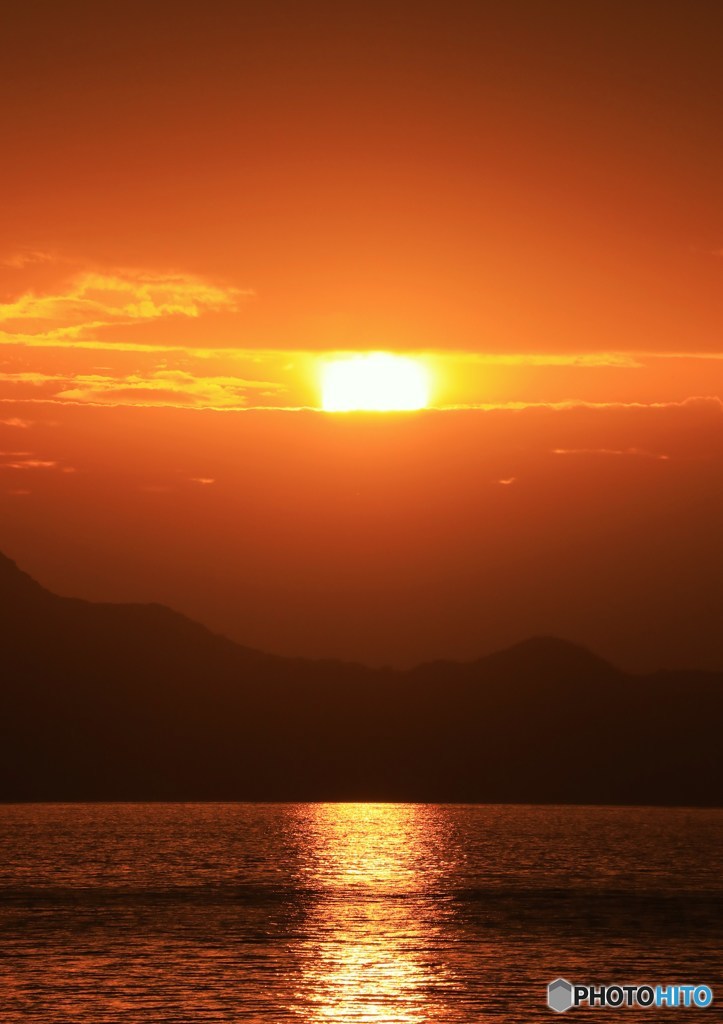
[1, 552, 721, 805]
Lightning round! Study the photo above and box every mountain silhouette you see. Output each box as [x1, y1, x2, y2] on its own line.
[1, 552, 721, 805]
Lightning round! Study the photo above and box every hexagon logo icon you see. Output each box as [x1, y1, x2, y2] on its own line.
[548, 978, 573, 1013]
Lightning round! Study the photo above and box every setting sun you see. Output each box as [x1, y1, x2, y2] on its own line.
[321, 353, 430, 412]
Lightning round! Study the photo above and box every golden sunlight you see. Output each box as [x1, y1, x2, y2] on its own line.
[321, 353, 430, 412]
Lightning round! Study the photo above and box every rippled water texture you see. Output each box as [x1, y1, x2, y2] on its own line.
[0, 804, 721, 1021]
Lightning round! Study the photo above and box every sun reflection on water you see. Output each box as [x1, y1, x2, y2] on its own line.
[289, 804, 456, 1022]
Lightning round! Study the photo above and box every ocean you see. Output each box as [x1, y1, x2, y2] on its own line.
[0, 803, 721, 1021]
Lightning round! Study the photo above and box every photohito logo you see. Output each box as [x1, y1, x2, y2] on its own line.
[547, 979, 714, 1012]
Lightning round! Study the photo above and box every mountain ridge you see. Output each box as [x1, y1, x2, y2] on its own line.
[0, 550, 616, 673]
[1, 551, 721, 805]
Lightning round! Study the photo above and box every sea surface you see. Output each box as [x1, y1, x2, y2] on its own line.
[0, 804, 721, 1022]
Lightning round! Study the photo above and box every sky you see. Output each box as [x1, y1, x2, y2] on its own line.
[1, 0, 722, 671]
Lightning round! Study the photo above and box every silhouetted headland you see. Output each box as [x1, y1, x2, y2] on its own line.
[1, 552, 721, 804]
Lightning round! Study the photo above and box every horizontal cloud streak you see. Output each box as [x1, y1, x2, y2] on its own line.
[0, 268, 247, 338]
[440, 396, 723, 413]
[551, 447, 671, 459]
[0, 368, 284, 411]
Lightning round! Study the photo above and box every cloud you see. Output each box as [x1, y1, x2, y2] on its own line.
[0, 446, 76, 474]
[452, 352, 644, 368]
[0, 457, 58, 470]
[648, 351, 723, 360]
[442, 396, 723, 413]
[0, 368, 283, 411]
[0, 249, 57, 269]
[0, 330, 244, 354]
[0, 416, 33, 428]
[0, 268, 248, 338]
[57, 370, 284, 409]
[551, 448, 670, 460]
[0, 372, 67, 386]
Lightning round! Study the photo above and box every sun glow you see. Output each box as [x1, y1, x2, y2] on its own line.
[321, 353, 430, 412]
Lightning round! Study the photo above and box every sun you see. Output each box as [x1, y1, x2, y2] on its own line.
[321, 353, 430, 412]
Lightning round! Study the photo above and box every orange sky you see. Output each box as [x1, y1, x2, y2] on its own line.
[1, 1, 722, 669]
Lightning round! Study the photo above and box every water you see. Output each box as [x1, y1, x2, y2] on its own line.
[0, 804, 721, 1021]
